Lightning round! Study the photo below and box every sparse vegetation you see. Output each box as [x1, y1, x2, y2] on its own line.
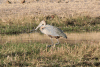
[0, 0, 100, 66]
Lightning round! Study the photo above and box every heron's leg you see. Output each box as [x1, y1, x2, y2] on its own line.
[47, 38, 54, 47]
[50, 37, 54, 45]
[55, 39, 60, 45]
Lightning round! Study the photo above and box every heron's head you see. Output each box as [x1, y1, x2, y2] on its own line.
[35, 20, 46, 30]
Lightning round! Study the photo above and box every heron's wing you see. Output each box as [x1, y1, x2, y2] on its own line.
[41, 25, 59, 36]
[41, 25, 67, 38]
[55, 27, 67, 38]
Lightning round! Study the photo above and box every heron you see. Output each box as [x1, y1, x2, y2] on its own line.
[35, 20, 67, 47]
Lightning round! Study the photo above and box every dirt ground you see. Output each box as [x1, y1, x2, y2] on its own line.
[1, 32, 100, 45]
[0, 0, 100, 19]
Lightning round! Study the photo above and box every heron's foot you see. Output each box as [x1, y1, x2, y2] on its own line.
[47, 45, 52, 48]
[47, 43, 59, 47]
[55, 43, 60, 45]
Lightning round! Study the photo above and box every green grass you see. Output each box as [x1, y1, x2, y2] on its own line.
[0, 42, 100, 67]
[0, 15, 100, 35]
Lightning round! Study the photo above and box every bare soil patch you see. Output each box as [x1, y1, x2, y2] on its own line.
[0, 0, 100, 19]
[1, 32, 100, 45]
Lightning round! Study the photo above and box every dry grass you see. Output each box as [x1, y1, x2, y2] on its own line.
[0, 0, 100, 66]
[0, 32, 100, 66]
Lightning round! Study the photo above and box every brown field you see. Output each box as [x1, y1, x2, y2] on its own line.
[0, 0, 100, 19]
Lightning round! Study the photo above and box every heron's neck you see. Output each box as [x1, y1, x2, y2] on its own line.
[40, 25, 45, 28]
[43, 24, 46, 26]
[44, 23, 46, 26]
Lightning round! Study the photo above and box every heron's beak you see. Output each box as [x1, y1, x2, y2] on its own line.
[35, 24, 41, 30]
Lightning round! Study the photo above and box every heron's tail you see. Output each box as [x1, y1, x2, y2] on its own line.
[62, 34, 67, 39]
[64, 35, 67, 39]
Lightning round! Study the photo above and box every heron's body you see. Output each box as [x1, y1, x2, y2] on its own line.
[35, 20, 67, 46]
[40, 25, 67, 39]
